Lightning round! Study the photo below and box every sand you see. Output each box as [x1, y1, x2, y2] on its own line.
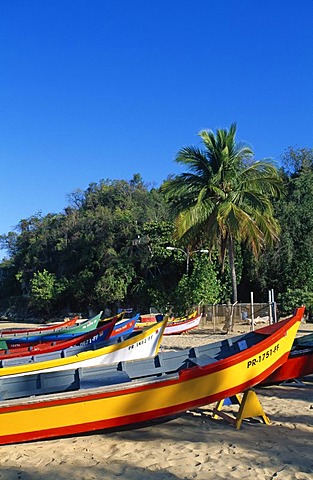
[0, 318, 312, 479]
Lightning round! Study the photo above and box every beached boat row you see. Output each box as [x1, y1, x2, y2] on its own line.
[0, 311, 202, 373]
[0, 306, 311, 445]
[0, 309, 202, 347]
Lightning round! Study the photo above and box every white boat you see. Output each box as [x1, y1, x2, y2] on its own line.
[163, 313, 202, 335]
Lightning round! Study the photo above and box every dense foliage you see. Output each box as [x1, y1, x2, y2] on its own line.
[250, 147, 313, 313]
[0, 174, 222, 317]
[1, 144, 313, 319]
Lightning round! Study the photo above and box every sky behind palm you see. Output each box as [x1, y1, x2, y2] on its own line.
[1, 0, 313, 258]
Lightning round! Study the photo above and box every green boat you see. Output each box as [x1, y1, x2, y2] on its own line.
[0, 312, 102, 347]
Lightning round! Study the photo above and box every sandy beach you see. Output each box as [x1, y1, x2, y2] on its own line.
[0, 318, 312, 479]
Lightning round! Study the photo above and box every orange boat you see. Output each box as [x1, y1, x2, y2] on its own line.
[0, 316, 78, 336]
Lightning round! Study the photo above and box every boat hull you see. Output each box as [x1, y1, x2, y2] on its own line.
[0, 316, 78, 336]
[163, 314, 202, 335]
[261, 346, 313, 385]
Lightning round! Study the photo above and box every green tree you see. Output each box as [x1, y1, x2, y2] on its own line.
[162, 123, 283, 303]
[30, 269, 60, 316]
[277, 288, 313, 316]
[254, 147, 313, 300]
[129, 221, 179, 312]
[174, 256, 221, 314]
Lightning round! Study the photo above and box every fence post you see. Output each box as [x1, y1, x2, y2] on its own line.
[250, 292, 254, 331]
[271, 289, 277, 323]
[268, 290, 273, 324]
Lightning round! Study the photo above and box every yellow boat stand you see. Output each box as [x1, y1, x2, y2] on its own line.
[212, 389, 271, 429]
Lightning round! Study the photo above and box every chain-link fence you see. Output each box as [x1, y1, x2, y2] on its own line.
[199, 302, 276, 332]
[147, 302, 281, 332]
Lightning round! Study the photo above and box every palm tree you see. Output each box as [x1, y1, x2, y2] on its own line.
[162, 123, 283, 302]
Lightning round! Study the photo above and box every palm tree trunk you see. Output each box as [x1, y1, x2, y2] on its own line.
[228, 235, 237, 303]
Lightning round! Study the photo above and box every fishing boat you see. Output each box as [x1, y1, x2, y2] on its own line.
[137, 310, 197, 326]
[110, 315, 138, 339]
[0, 316, 78, 335]
[135, 312, 201, 335]
[163, 313, 202, 335]
[98, 310, 125, 325]
[260, 330, 313, 385]
[0, 307, 303, 445]
[0, 317, 167, 378]
[1, 312, 102, 348]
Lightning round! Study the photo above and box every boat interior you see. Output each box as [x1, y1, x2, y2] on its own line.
[0, 328, 273, 401]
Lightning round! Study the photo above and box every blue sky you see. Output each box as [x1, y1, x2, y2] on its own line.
[1, 0, 313, 258]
